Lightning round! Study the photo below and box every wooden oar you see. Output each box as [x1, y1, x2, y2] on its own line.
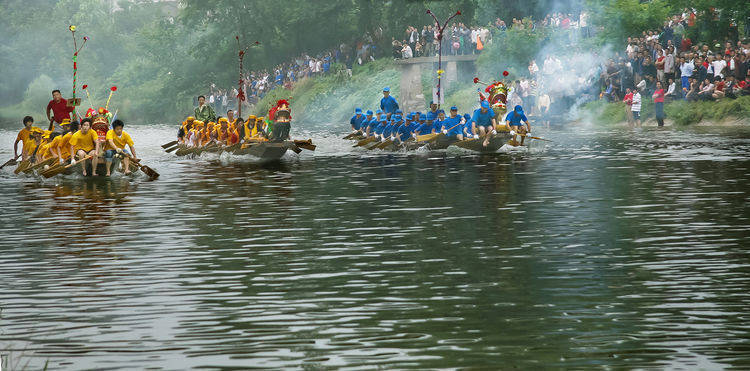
[373, 139, 393, 149]
[13, 159, 30, 174]
[0, 158, 17, 170]
[23, 157, 58, 174]
[41, 155, 92, 178]
[119, 152, 159, 180]
[293, 139, 316, 151]
[514, 132, 553, 142]
[354, 137, 377, 147]
[161, 140, 178, 149]
[342, 132, 360, 140]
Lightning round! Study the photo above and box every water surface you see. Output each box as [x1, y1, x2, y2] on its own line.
[1, 125, 749, 369]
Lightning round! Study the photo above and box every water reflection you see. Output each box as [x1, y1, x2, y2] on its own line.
[0, 126, 749, 369]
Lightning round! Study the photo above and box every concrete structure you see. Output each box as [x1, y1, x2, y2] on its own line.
[393, 54, 479, 112]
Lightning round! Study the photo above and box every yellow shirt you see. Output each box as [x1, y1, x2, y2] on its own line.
[58, 132, 73, 158]
[70, 130, 99, 152]
[47, 136, 63, 158]
[16, 127, 35, 155]
[105, 129, 134, 150]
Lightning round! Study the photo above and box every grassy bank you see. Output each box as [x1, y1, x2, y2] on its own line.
[250, 60, 400, 130]
[578, 96, 750, 127]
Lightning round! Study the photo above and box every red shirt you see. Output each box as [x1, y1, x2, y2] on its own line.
[623, 92, 633, 105]
[652, 89, 665, 103]
[47, 98, 73, 124]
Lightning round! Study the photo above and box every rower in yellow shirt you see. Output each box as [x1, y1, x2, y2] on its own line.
[69, 118, 101, 176]
[104, 119, 137, 176]
[53, 120, 77, 164]
[13, 116, 37, 161]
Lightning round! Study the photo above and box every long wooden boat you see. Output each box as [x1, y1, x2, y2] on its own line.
[346, 131, 518, 153]
[169, 139, 315, 161]
[11, 155, 133, 178]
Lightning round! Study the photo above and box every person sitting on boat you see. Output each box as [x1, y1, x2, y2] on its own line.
[38, 131, 61, 162]
[215, 118, 239, 146]
[383, 115, 398, 141]
[51, 120, 77, 164]
[365, 110, 382, 137]
[178, 116, 195, 143]
[433, 109, 446, 133]
[414, 113, 434, 138]
[254, 116, 267, 139]
[373, 115, 388, 140]
[471, 100, 497, 147]
[396, 114, 414, 143]
[505, 105, 531, 146]
[13, 116, 37, 161]
[350, 108, 366, 133]
[242, 115, 256, 142]
[390, 114, 405, 140]
[462, 113, 474, 139]
[69, 118, 101, 176]
[187, 121, 204, 147]
[442, 107, 465, 140]
[104, 119, 137, 176]
[194, 95, 216, 123]
[380, 87, 399, 118]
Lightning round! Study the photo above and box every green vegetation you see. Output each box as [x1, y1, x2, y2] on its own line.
[0, 0, 746, 125]
[578, 96, 750, 126]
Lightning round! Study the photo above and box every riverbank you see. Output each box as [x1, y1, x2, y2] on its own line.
[577, 96, 750, 127]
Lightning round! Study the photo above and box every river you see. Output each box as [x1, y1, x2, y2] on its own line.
[1, 124, 749, 369]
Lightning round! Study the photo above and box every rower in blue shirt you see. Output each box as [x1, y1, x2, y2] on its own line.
[380, 87, 399, 118]
[441, 106, 465, 140]
[415, 113, 434, 136]
[374, 114, 388, 139]
[433, 109, 446, 133]
[471, 100, 497, 147]
[350, 108, 366, 132]
[505, 105, 531, 145]
[462, 113, 474, 139]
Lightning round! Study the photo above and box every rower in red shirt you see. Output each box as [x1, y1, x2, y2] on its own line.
[46, 89, 74, 133]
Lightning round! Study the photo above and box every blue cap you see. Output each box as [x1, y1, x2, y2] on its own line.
[450, 106, 458, 111]
[429, 100, 435, 105]
[355, 108, 362, 113]
[394, 114, 401, 120]
[395, 109, 402, 114]
[481, 100, 490, 109]
[366, 110, 373, 115]
[376, 109, 383, 114]
[379, 114, 387, 121]
[419, 114, 427, 121]
[437, 109, 445, 115]
[383, 87, 390, 92]
[514, 105, 523, 113]
[426, 112, 436, 121]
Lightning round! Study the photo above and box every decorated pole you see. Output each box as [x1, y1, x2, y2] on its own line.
[426, 9, 461, 109]
[235, 36, 260, 119]
[66, 25, 88, 127]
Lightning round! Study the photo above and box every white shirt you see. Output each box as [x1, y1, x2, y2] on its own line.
[631, 92, 642, 111]
[712, 59, 727, 78]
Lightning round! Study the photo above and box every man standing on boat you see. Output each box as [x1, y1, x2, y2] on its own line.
[46, 90, 74, 133]
[194, 95, 216, 123]
[471, 100, 497, 147]
[380, 87, 399, 119]
[505, 105, 531, 146]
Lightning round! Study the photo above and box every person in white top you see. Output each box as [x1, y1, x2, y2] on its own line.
[631, 90, 642, 128]
[711, 55, 728, 79]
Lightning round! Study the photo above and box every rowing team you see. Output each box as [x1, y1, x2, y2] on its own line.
[176, 115, 271, 147]
[11, 116, 138, 176]
[350, 101, 533, 147]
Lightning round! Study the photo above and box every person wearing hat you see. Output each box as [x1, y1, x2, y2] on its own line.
[373, 115, 388, 140]
[442, 107, 465, 140]
[471, 100, 497, 147]
[178, 116, 195, 144]
[427, 101, 438, 117]
[188, 120, 204, 146]
[350, 108, 366, 133]
[462, 113, 474, 139]
[505, 105, 531, 145]
[380, 87, 399, 118]
[69, 118, 101, 176]
[414, 113, 434, 137]
[433, 109, 446, 133]
[52, 120, 78, 164]
[13, 116, 38, 161]
[103, 119, 137, 176]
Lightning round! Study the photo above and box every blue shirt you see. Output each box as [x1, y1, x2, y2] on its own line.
[374, 122, 386, 135]
[398, 122, 413, 141]
[433, 119, 445, 132]
[380, 96, 399, 114]
[383, 123, 395, 137]
[471, 108, 496, 127]
[415, 122, 433, 135]
[505, 111, 528, 126]
[443, 116, 463, 136]
[350, 114, 366, 130]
